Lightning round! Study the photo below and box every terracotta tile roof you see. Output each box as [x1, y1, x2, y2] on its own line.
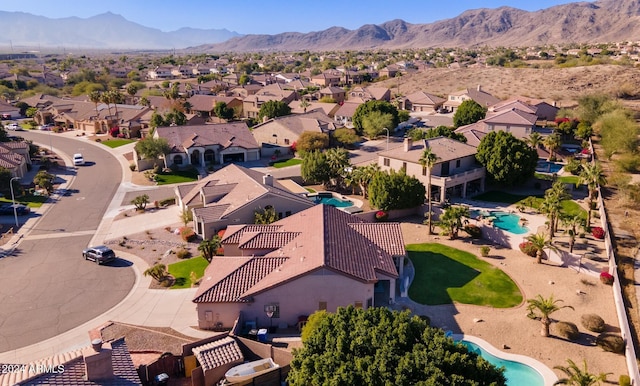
[349, 223, 405, 256]
[193, 257, 288, 303]
[490, 99, 537, 115]
[155, 122, 258, 153]
[238, 232, 301, 250]
[483, 108, 537, 125]
[334, 101, 362, 117]
[0, 141, 28, 151]
[404, 91, 446, 105]
[222, 225, 283, 244]
[378, 137, 477, 164]
[252, 110, 336, 137]
[1, 338, 141, 386]
[192, 337, 243, 371]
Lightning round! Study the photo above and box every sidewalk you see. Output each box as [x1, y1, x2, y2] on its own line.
[0, 130, 217, 364]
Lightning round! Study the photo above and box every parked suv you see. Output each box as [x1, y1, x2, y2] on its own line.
[82, 245, 116, 265]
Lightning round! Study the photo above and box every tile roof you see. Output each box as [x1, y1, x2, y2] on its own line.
[193, 257, 288, 303]
[192, 337, 244, 371]
[222, 225, 283, 244]
[483, 108, 537, 126]
[404, 91, 446, 105]
[489, 99, 537, 115]
[238, 232, 301, 250]
[202, 183, 237, 204]
[155, 122, 259, 153]
[193, 204, 231, 222]
[334, 102, 362, 117]
[0, 338, 141, 386]
[378, 136, 477, 164]
[252, 110, 336, 136]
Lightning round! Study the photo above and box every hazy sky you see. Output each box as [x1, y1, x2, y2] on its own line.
[3, 0, 587, 34]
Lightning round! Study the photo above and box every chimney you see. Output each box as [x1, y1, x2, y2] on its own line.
[263, 174, 274, 186]
[403, 137, 413, 152]
[477, 85, 482, 92]
[83, 339, 113, 381]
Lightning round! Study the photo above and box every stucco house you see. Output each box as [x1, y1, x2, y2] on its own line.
[187, 95, 243, 120]
[242, 84, 297, 119]
[378, 137, 486, 203]
[251, 109, 338, 157]
[398, 91, 446, 112]
[455, 107, 538, 141]
[154, 122, 260, 168]
[443, 85, 501, 113]
[0, 100, 20, 119]
[348, 86, 391, 103]
[176, 164, 315, 239]
[193, 204, 405, 330]
[0, 141, 31, 178]
[491, 97, 559, 122]
[334, 101, 362, 128]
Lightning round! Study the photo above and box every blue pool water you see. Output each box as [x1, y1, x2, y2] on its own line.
[469, 210, 528, 235]
[536, 160, 564, 174]
[461, 340, 544, 386]
[310, 194, 353, 208]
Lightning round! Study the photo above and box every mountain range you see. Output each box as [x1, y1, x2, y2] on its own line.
[0, 11, 239, 50]
[1, 0, 639, 52]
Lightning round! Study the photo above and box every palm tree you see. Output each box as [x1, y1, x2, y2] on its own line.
[554, 359, 611, 386]
[544, 133, 562, 161]
[579, 161, 607, 228]
[527, 132, 543, 149]
[561, 213, 585, 253]
[143, 263, 167, 283]
[540, 181, 569, 239]
[526, 294, 574, 337]
[353, 164, 379, 199]
[324, 148, 350, 188]
[419, 147, 439, 235]
[438, 205, 470, 239]
[198, 236, 222, 262]
[100, 91, 113, 118]
[89, 90, 102, 120]
[526, 232, 558, 264]
[299, 99, 311, 113]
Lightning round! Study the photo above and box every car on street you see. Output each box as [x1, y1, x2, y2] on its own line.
[0, 203, 31, 216]
[73, 153, 85, 166]
[82, 245, 116, 265]
[5, 123, 19, 131]
[39, 123, 54, 130]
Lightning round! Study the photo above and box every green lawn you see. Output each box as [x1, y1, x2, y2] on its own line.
[406, 243, 522, 307]
[0, 194, 48, 208]
[270, 158, 302, 168]
[155, 169, 200, 185]
[535, 173, 581, 185]
[472, 191, 539, 204]
[168, 256, 209, 289]
[100, 139, 135, 148]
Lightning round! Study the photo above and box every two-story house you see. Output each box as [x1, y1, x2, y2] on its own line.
[443, 85, 501, 113]
[378, 137, 485, 203]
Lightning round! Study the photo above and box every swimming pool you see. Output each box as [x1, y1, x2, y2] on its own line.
[536, 160, 564, 174]
[460, 340, 546, 386]
[469, 210, 529, 235]
[308, 192, 353, 208]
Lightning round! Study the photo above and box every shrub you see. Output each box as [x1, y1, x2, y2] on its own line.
[159, 197, 176, 206]
[479, 246, 490, 257]
[595, 333, 625, 354]
[555, 321, 579, 341]
[109, 126, 120, 137]
[581, 314, 606, 333]
[600, 271, 614, 285]
[464, 224, 482, 239]
[129, 163, 136, 171]
[176, 248, 191, 259]
[592, 226, 605, 239]
[620, 375, 631, 386]
[179, 227, 196, 242]
[375, 210, 389, 222]
[519, 241, 537, 257]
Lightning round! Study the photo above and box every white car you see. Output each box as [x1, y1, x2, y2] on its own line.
[5, 123, 19, 131]
[73, 153, 85, 166]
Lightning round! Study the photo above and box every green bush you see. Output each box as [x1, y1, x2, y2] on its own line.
[464, 224, 482, 239]
[159, 197, 176, 206]
[619, 375, 631, 386]
[564, 158, 583, 175]
[479, 246, 490, 257]
[555, 321, 579, 341]
[176, 248, 191, 259]
[615, 153, 640, 173]
[519, 241, 537, 257]
[596, 333, 624, 354]
[581, 314, 605, 333]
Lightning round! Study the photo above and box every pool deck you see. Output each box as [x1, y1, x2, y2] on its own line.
[453, 334, 558, 386]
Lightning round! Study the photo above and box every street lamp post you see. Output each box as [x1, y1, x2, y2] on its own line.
[383, 127, 389, 150]
[9, 176, 19, 228]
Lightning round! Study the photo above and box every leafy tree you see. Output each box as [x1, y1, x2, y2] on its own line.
[575, 122, 593, 141]
[258, 100, 291, 121]
[0, 167, 13, 196]
[352, 100, 399, 136]
[144, 263, 167, 283]
[135, 137, 171, 160]
[438, 205, 470, 239]
[25, 107, 38, 118]
[198, 236, 222, 262]
[419, 147, 439, 235]
[553, 359, 611, 386]
[526, 232, 558, 264]
[368, 169, 425, 210]
[149, 112, 165, 128]
[526, 294, 573, 337]
[213, 101, 234, 121]
[361, 110, 394, 139]
[180, 209, 193, 226]
[254, 206, 279, 224]
[595, 109, 639, 158]
[453, 99, 486, 128]
[34, 170, 55, 195]
[332, 128, 359, 147]
[397, 109, 410, 123]
[296, 131, 329, 154]
[164, 109, 187, 126]
[579, 162, 607, 228]
[476, 131, 538, 186]
[289, 306, 506, 386]
[301, 150, 330, 185]
[14, 101, 29, 116]
[131, 194, 150, 211]
[324, 148, 350, 186]
[577, 93, 620, 126]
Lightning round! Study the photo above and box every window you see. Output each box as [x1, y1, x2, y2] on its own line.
[355, 301, 363, 309]
[383, 158, 390, 167]
[284, 138, 290, 145]
[264, 303, 280, 318]
[318, 301, 327, 311]
[174, 155, 183, 165]
[456, 159, 461, 168]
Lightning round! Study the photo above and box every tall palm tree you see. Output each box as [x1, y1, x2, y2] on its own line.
[526, 232, 558, 264]
[579, 161, 607, 228]
[299, 99, 311, 113]
[540, 181, 569, 239]
[89, 90, 102, 120]
[526, 294, 574, 337]
[324, 148, 350, 188]
[527, 132, 543, 149]
[544, 133, 562, 161]
[561, 213, 586, 253]
[353, 164, 379, 199]
[419, 147, 439, 235]
[554, 359, 611, 386]
[438, 205, 470, 239]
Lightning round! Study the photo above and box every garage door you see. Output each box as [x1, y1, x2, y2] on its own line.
[223, 153, 245, 163]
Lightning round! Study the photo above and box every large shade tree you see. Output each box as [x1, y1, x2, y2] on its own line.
[289, 306, 506, 386]
[352, 100, 400, 136]
[453, 99, 487, 128]
[368, 169, 425, 211]
[258, 100, 291, 121]
[476, 131, 538, 186]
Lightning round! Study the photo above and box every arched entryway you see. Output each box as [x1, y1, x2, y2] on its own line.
[204, 149, 215, 165]
[190, 150, 201, 165]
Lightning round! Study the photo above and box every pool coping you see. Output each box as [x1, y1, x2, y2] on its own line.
[453, 334, 558, 386]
